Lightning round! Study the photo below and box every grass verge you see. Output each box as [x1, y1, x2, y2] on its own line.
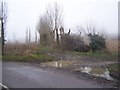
[67, 51, 118, 61]
[3, 54, 54, 62]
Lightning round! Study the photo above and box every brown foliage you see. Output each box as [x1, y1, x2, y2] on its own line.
[4, 43, 39, 55]
[106, 39, 118, 52]
[60, 34, 91, 52]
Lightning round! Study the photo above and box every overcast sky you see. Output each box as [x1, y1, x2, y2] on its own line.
[5, 0, 119, 42]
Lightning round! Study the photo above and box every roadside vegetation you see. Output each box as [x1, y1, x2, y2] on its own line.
[107, 63, 119, 78]
[67, 50, 118, 61]
[3, 43, 55, 62]
[3, 40, 118, 62]
[1, 1, 118, 85]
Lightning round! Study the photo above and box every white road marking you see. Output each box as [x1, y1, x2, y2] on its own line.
[0, 83, 9, 89]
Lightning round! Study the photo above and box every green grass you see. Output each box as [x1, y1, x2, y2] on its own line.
[108, 63, 119, 73]
[3, 54, 54, 62]
[37, 46, 64, 54]
[67, 50, 118, 60]
[3, 45, 118, 62]
[37, 46, 56, 54]
[3, 46, 60, 62]
[38, 46, 118, 61]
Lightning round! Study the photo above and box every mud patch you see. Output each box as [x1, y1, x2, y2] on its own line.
[41, 61, 82, 68]
[42, 61, 113, 80]
[74, 66, 113, 80]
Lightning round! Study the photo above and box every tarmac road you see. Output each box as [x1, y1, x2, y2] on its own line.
[2, 62, 102, 88]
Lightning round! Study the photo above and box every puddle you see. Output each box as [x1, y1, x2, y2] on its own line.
[42, 61, 113, 80]
[41, 61, 76, 68]
[91, 68, 113, 80]
[77, 67, 113, 80]
[81, 67, 92, 74]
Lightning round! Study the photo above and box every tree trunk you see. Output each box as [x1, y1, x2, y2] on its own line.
[1, 18, 4, 55]
[55, 26, 59, 46]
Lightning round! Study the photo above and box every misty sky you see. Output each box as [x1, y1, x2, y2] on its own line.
[5, 0, 118, 42]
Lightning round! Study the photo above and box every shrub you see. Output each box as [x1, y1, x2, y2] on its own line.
[60, 34, 91, 52]
[88, 34, 106, 52]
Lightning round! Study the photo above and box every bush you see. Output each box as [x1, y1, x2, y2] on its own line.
[60, 34, 91, 52]
[74, 44, 91, 52]
[60, 34, 75, 50]
[88, 34, 106, 52]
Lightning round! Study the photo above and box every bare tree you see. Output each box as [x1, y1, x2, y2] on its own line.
[0, 1, 7, 55]
[26, 27, 31, 43]
[37, 2, 63, 46]
[26, 28, 28, 43]
[35, 30, 38, 43]
[37, 14, 53, 46]
[52, 2, 63, 45]
[78, 24, 106, 52]
[28, 27, 31, 43]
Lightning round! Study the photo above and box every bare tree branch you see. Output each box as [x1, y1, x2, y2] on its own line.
[37, 2, 63, 46]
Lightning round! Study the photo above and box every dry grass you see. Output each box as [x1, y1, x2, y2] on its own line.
[3, 39, 118, 62]
[105, 39, 118, 52]
[3, 43, 55, 62]
[4, 43, 39, 55]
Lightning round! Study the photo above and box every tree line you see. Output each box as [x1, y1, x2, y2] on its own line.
[36, 2, 106, 52]
[0, 1, 106, 55]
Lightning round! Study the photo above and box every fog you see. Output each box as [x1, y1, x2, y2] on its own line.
[5, 0, 118, 42]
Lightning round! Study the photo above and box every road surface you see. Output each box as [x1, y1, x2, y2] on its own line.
[2, 62, 102, 88]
